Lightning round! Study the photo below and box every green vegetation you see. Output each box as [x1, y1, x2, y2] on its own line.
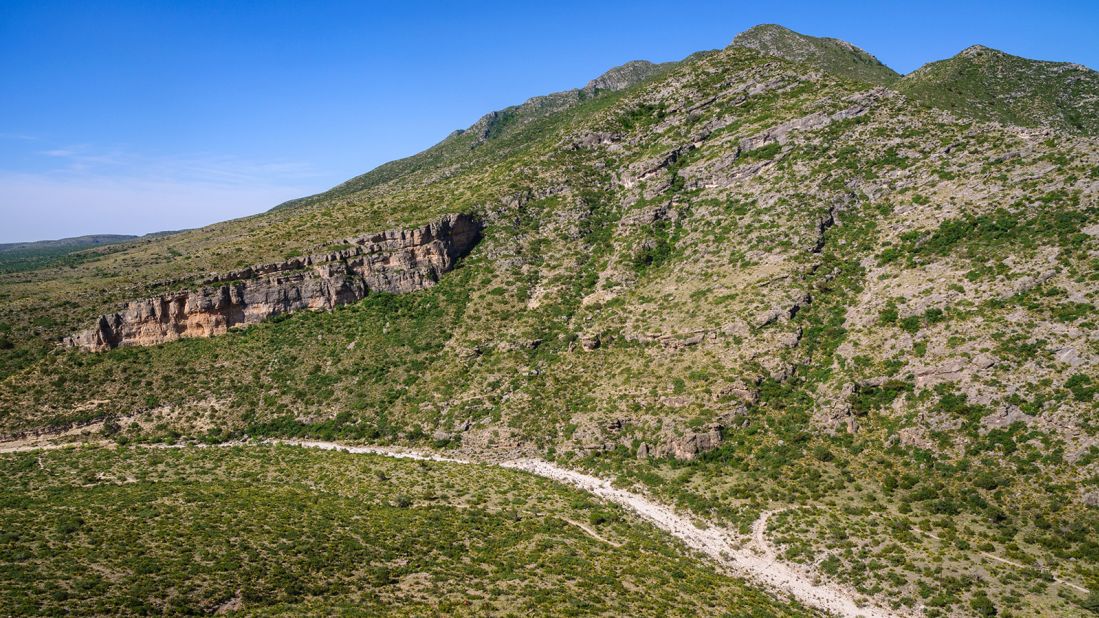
[0, 236, 142, 274]
[878, 203, 1091, 268]
[740, 142, 782, 162]
[0, 445, 806, 616]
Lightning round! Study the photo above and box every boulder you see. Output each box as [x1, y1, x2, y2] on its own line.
[580, 333, 601, 350]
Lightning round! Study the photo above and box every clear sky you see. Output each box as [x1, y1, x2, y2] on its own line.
[1, 0, 1096, 243]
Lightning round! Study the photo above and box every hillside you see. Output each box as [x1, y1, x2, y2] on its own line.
[897, 44, 1099, 134]
[0, 231, 185, 276]
[2, 24, 1098, 617]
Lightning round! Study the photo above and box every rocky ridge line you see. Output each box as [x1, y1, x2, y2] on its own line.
[64, 213, 482, 351]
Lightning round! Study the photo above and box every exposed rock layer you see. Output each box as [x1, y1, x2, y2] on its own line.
[65, 214, 482, 351]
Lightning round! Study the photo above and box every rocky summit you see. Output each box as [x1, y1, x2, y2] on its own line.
[2, 23, 1098, 618]
[731, 23, 901, 86]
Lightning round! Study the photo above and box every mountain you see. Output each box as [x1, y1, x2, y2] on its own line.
[2, 24, 1098, 618]
[0, 234, 137, 254]
[897, 44, 1099, 134]
[731, 23, 900, 85]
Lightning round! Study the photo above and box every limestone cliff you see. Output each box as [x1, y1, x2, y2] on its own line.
[64, 214, 481, 351]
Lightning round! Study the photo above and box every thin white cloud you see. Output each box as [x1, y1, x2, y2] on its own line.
[0, 145, 332, 242]
[29, 144, 323, 184]
[0, 170, 319, 243]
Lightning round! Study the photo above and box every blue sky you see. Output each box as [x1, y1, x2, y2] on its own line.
[1, 1, 1096, 243]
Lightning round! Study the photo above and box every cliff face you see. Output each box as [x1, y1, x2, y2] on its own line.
[64, 214, 481, 351]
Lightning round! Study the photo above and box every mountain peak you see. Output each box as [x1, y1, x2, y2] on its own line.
[957, 44, 1005, 59]
[582, 60, 668, 94]
[898, 42, 1099, 134]
[731, 23, 900, 86]
[734, 23, 793, 38]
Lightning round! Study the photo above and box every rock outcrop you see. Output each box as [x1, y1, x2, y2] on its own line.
[582, 60, 668, 94]
[65, 214, 482, 351]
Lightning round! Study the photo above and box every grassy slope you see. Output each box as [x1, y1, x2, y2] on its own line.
[1, 31, 1098, 618]
[0, 445, 806, 616]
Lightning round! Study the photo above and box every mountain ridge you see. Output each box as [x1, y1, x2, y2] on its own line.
[269, 58, 675, 213]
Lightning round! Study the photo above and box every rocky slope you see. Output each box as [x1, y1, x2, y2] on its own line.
[1, 24, 1098, 618]
[64, 214, 481, 350]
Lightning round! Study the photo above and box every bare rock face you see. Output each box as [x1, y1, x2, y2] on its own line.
[65, 214, 482, 351]
[651, 427, 724, 461]
[1082, 490, 1099, 508]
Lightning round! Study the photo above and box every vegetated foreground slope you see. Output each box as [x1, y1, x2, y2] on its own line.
[0, 444, 808, 616]
[1, 25, 1098, 617]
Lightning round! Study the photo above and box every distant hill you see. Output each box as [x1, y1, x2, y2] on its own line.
[896, 44, 1099, 134]
[0, 231, 182, 273]
[731, 23, 900, 86]
[0, 234, 137, 254]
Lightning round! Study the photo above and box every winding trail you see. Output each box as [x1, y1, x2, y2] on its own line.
[0, 437, 929, 616]
[560, 517, 624, 548]
[753, 508, 794, 564]
[911, 527, 1089, 595]
[498, 457, 901, 618]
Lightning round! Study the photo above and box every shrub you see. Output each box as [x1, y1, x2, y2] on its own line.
[1065, 374, 1096, 402]
[741, 142, 782, 161]
[970, 591, 997, 617]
